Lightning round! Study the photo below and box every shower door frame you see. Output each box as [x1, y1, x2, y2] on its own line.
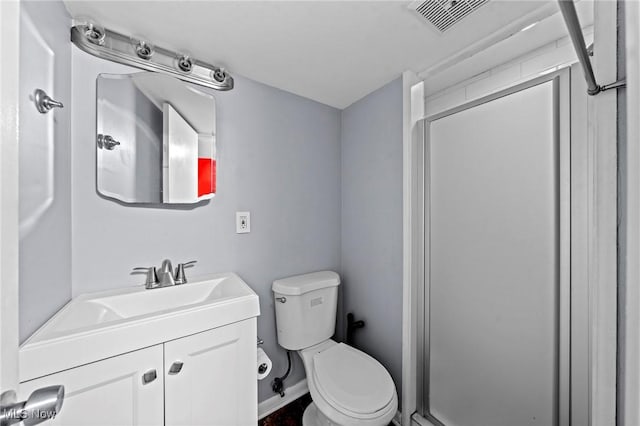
[410, 68, 587, 426]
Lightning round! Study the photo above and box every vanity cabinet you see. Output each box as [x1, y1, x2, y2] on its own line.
[19, 345, 164, 426]
[19, 318, 256, 425]
[165, 319, 257, 425]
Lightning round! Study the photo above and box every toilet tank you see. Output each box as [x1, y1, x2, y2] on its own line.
[272, 271, 340, 350]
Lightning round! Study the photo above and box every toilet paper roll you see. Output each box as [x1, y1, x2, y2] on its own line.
[257, 348, 272, 380]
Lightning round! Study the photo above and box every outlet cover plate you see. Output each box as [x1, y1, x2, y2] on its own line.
[236, 211, 250, 233]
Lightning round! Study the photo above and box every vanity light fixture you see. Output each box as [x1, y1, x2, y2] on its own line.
[211, 67, 228, 83]
[177, 54, 194, 73]
[71, 22, 234, 91]
[134, 39, 155, 60]
[83, 22, 105, 46]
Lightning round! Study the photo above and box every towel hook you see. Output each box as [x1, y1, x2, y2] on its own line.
[34, 89, 63, 114]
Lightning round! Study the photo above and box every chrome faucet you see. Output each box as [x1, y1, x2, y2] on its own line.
[159, 259, 175, 286]
[133, 259, 197, 289]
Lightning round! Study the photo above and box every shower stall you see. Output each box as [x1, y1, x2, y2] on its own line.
[408, 66, 591, 426]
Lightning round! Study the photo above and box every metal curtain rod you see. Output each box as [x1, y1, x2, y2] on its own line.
[557, 0, 626, 95]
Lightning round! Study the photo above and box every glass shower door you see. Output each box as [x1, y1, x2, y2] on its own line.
[419, 73, 570, 426]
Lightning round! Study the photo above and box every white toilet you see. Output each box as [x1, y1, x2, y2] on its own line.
[272, 271, 398, 426]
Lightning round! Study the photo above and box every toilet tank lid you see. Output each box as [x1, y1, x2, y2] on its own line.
[272, 271, 340, 295]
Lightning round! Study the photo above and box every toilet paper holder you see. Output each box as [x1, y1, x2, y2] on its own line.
[257, 337, 267, 375]
[257, 337, 268, 376]
[257, 345, 273, 381]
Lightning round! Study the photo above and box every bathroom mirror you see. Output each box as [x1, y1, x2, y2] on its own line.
[96, 72, 216, 204]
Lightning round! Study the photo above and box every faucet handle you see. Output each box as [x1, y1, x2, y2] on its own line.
[174, 261, 197, 285]
[133, 266, 159, 288]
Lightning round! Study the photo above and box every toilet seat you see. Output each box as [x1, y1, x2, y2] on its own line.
[312, 343, 395, 418]
[300, 340, 398, 426]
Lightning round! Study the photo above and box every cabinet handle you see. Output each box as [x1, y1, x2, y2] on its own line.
[142, 369, 157, 384]
[168, 361, 184, 375]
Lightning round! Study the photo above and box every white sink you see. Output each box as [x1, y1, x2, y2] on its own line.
[49, 275, 251, 333]
[20, 273, 260, 382]
[95, 277, 244, 319]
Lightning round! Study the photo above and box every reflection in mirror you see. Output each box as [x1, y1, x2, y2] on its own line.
[96, 72, 216, 204]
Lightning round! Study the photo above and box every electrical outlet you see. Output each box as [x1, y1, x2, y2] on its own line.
[236, 211, 250, 233]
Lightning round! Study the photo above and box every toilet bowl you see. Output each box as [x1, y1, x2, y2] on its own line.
[299, 340, 397, 426]
[272, 271, 398, 426]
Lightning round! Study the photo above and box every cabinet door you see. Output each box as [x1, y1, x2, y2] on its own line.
[19, 345, 164, 426]
[165, 318, 257, 426]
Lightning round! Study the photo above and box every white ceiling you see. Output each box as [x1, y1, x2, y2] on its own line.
[64, 1, 581, 109]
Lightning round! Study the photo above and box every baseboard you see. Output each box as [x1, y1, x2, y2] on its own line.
[392, 410, 402, 426]
[258, 378, 309, 419]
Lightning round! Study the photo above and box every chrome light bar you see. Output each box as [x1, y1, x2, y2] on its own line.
[71, 23, 234, 91]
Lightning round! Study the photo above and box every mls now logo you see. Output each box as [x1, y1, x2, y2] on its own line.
[31, 409, 58, 420]
[2, 408, 28, 420]
[2, 408, 57, 421]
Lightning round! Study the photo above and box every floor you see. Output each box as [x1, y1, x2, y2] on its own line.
[258, 393, 396, 426]
[259, 393, 313, 426]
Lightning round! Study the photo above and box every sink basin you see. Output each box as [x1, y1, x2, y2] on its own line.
[20, 272, 260, 382]
[95, 277, 243, 319]
[49, 275, 250, 334]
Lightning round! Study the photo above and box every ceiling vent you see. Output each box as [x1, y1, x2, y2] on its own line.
[411, 0, 490, 33]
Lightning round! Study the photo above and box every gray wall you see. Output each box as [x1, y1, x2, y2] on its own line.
[340, 77, 403, 404]
[19, 1, 72, 342]
[71, 49, 342, 402]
